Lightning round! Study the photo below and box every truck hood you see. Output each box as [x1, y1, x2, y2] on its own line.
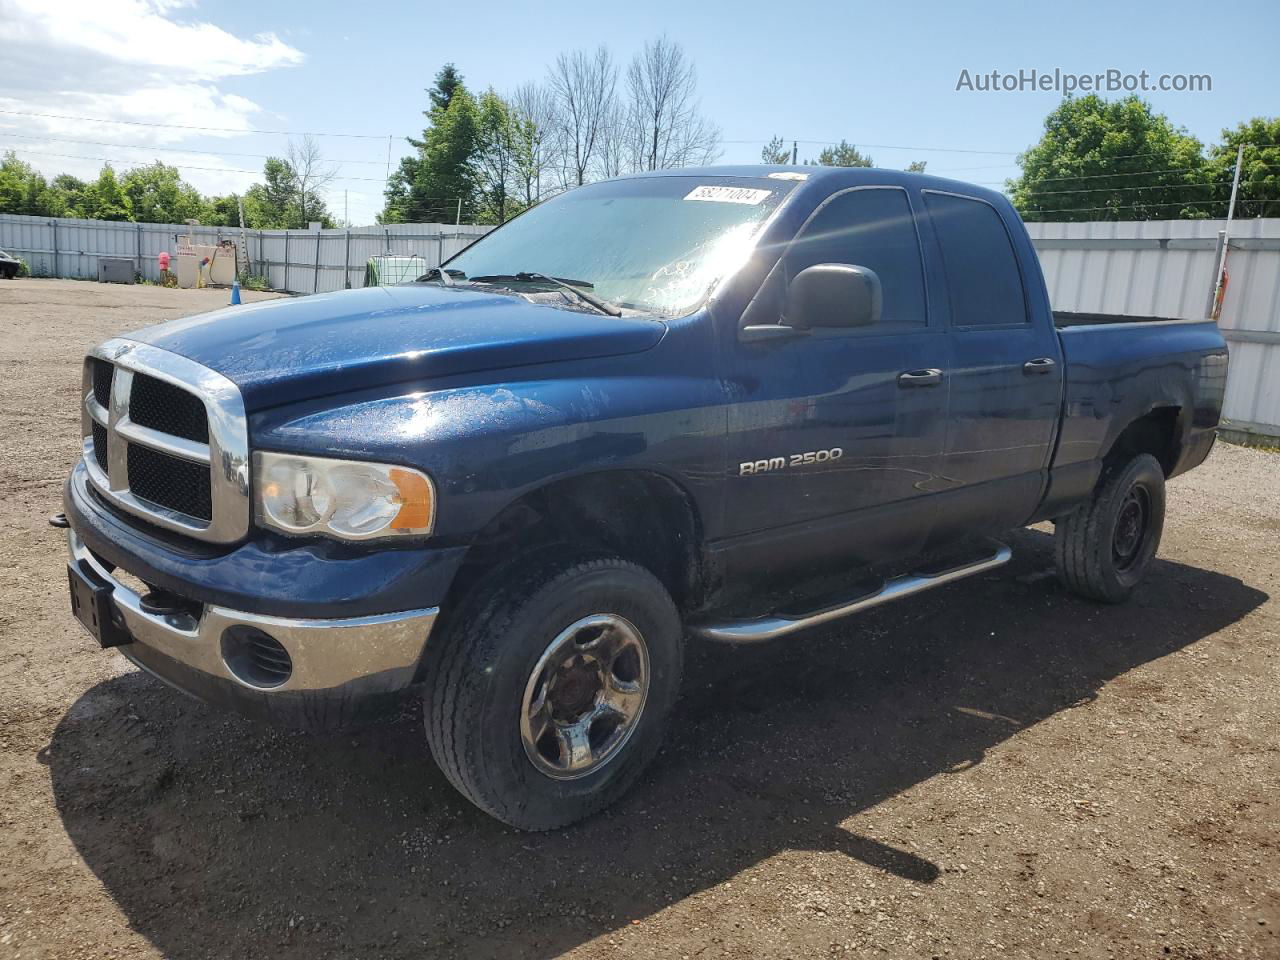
[129, 285, 666, 410]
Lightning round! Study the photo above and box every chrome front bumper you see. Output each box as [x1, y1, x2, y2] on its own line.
[69, 530, 438, 697]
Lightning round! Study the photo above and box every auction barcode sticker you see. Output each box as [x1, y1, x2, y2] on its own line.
[684, 185, 772, 205]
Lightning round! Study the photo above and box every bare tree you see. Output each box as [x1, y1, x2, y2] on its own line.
[624, 36, 721, 172]
[547, 45, 617, 187]
[510, 81, 555, 207]
[286, 135, 337, 226]
[594, 99, 631, 181]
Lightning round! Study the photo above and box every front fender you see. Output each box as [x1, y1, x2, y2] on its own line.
[251, 366, 727, 544]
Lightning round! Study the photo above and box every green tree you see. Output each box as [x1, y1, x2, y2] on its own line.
[383, 64, 480, 223]
[1009, 95, 1211, 222]
[806, 140, 873, 167]
[121, 162, 207, 223]
[905, 160, 928, 173]
[1208, 117, 1280, 219]
[474, 88, 522, 224]
[50, 174, 89, 217]
[258, 156, 298, 226]
[760, 136, 792, 164]
[203, 194, 243, 227]
[429, 63, 465, 113]
[0, 153, 63, 216]
[88, 166, 129, 221]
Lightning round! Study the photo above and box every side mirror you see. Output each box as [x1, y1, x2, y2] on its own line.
[786, 263, 882, 329]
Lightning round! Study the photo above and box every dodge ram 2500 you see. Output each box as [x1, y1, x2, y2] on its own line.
[63, 166, 1228, 829]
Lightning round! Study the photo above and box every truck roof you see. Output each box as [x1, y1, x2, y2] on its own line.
[612, 164, 1012, 209]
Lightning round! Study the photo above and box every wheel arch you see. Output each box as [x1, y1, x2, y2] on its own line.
[1102, 405, 1183, 476]
[431, 468, 709, 653]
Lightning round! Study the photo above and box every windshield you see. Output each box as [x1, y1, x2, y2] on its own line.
[443, 176, 793, 316]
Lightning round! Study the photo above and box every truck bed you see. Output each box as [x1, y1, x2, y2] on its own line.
[1053, 310, 1193, 328]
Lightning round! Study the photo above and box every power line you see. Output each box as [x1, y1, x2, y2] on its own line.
[1015, 180, 1239, 197]
[722, 139, 1020, 156]
[0, 131, 388, 165]
[0, 108, 389, 140]
[2, 146, 392, 183]
[1021, 199, 1237, 216]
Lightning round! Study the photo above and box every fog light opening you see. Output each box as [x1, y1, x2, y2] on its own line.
[221, 626, 292, 689]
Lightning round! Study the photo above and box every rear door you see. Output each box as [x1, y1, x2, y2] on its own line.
[722, 185, 949, 567]
[920, 190, 1064, 539]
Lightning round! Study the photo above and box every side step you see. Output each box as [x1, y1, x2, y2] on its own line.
[691, 540, 1012, 645]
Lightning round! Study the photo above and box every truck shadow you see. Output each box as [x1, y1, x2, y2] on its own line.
[44, 529, 1267, 959]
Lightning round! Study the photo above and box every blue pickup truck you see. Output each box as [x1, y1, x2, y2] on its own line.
[63, 166, 1227, 829]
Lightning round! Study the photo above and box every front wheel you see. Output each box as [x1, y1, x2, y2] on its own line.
[1054, 453, 1166, 603]
[423, 553, 683, 830]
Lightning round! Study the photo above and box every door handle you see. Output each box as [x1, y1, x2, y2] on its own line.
[897, 368, 943, 388]
[1023, 357, 1057, 375]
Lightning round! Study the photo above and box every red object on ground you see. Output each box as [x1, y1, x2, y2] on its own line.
[157, 251, 170, 271]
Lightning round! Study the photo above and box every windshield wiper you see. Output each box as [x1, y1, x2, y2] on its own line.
[416, 267, 458, 286]
[469, 272, 623, 317]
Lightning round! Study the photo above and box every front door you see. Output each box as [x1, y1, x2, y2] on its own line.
[721, 186, 949, 576]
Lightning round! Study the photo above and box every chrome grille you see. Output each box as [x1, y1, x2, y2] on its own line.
[81, 339, 250, 544]
[90, 357, 113, 408]
[127, 443, 214, 521]
[129, 373, 210, 443]
[91, 421, 109, 473]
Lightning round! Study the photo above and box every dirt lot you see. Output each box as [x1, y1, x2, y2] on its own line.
[1, 277, 1277, 960]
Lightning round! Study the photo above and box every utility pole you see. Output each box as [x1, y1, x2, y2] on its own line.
[344, 190, 348, 227]
[791, 141, 798, 165]
[456, 197, 462, 226]
[1210, 142, 1246, 322]
[235, 194, 249, 279]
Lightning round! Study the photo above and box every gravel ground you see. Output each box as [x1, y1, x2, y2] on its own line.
[1, 278, 1277, 960]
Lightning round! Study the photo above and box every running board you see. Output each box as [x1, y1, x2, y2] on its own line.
[691, 540, 1012, 645]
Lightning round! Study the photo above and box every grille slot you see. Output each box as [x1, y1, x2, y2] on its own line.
[91, 358, 113, 408]
[127, 444, 213, 521]
[129, 373, 210, 443]
[91, 422, 109, 473]
[221, 627, 292, 688]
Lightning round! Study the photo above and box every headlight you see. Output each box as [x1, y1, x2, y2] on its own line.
[254, 452, 435, 540]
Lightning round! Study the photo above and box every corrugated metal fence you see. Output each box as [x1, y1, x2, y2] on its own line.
[4, 212, 1277, 440]
[1027, 218, 1280, 442]
[0, 214, 492, 293]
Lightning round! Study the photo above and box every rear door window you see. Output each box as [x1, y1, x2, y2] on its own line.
[923, 192, 1027, 327]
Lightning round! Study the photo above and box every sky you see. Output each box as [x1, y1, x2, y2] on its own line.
[2, 0, 1277, 226]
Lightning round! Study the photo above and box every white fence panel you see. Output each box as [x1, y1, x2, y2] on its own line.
[1028, 218, 1280, 440]
[0, 214, 491, 293]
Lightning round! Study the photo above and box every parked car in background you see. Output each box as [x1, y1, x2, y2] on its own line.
[62, 166, 1227, 830]
[0, 248, 22, 279]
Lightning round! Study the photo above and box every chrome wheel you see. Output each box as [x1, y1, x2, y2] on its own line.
[519, 614, 650, 781]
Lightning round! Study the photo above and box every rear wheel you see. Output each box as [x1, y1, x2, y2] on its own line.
[423, 552, 683, 830]
[1054, 453, 1165, 603]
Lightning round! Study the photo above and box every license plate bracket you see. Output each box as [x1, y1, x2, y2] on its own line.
[67, 562, 132, 648]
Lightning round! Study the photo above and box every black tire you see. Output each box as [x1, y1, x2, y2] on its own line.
[1054, 453, 1166, 603]
[423, 552, 683, 830]
[0, 266, 15, 280]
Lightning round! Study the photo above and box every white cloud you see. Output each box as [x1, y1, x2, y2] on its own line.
[5, 0, 303, 81]
[0, 0, 304, 145]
